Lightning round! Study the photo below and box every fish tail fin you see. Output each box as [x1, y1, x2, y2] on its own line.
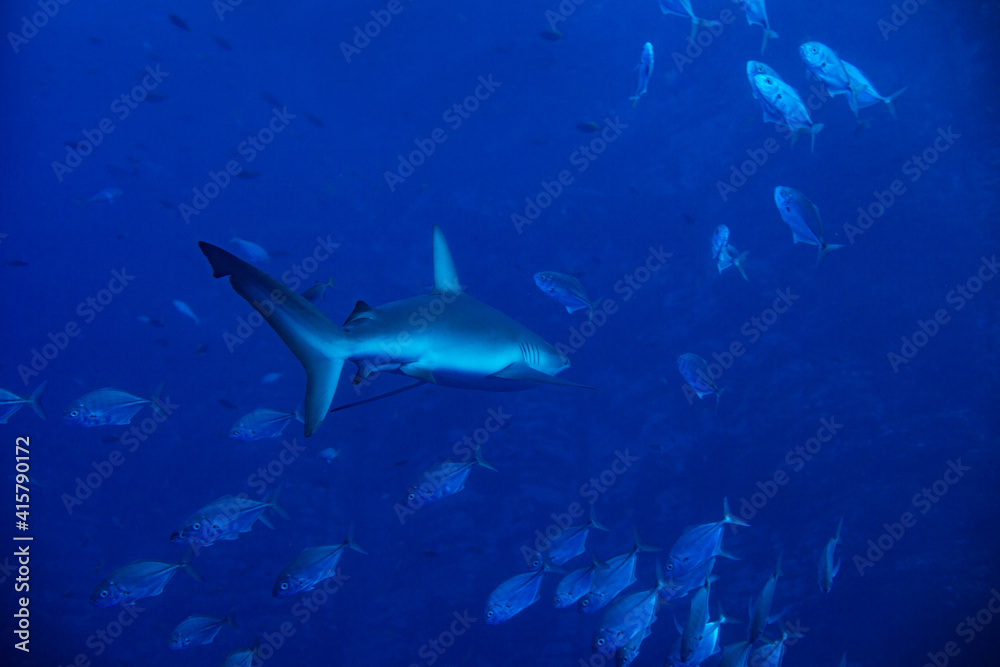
[178, 548, 204, 583]
[884, 86, 907, 118]
[474, 444, 498, 472]
[816, 242, 845, 267]
[736, 252, 749, 281]
[774, 553, 784, 579]
[267, 484, 289, 520]
[718, 546, 741, 561]
[835, 516, 844, 543]
[723, 497, 751, 527]
[632, 527, 660, 553]
[761, 29, 778, 55]
[149, 382, 166, 419]
[591, 549, 608, 569]
[809, 123, 824, 153]
[223, 610, 240, 632]
[714, 386, 726, 412]
[199, 241, 349, 437]
[717, 600, 739, 626]
[629, 94, 640, 108]
[589, 503, 610, 532]
[344, 521, 368, 555]
[28, 381, 47, 420]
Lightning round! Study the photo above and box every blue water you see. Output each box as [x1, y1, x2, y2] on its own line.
[2, 0, 998, 665]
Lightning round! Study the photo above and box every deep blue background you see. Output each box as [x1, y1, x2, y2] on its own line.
[1, 0, 998, 665]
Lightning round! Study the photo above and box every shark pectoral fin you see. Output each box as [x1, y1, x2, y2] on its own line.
[431, 225, 462, 294]
[343, 301, 374, 326]
[400, 363, 436, 384]
[306, 358, 345, 436]
[491, 364, 595, 389]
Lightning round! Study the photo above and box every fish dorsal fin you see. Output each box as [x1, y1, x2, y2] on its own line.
[342, 300, 374, 326]
[432, 225, 462, 295]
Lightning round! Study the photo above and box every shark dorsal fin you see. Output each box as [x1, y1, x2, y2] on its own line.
[343, 300, 374, 326]
[432, 225, 462, 295]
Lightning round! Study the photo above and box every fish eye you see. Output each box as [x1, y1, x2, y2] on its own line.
[407, 492, 416, 501]
[280, 582, 289, 590]
[597, 638, 605, 647]
[192, 522, 201, 530]
[581, 599, 590, 607]
[665, 563, 673, 571]
[99, 590, 108, 598]
[70, 410, 79, 417]
[486, 610, 493, 618]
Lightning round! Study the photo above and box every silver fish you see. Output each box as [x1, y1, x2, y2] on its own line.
[173, 299, 200, 325]
[90, 551, 201, 606]
[749, 630, 792, 667]
[734, 0, 778, 54]
[0, 381, 46, 423]
[534, 271, 595, 319]
[549, 504, 610, 565]
[406, 444, 497, 508]
[221, 639, 259, 667]
[168, 612, 238, 650]
[659, 0, 721, 39]
[748, 554, 782, 642]
[746, 61, 786, 125]
[230, 237, 270, 263]
[615, 617, 654, 667]
[677, 353, 724, 404]
[229, 408, 302, 441]
[273, 524, 367, 597]
[579, 532, 658, 613]
[818, 517, 843, 593]
[664, 498, 748, 576]
[711, 225, 730, 259]
[680, 573, 713, 662]
[592, 563, 666, 653]
[718, 640, 753, 667]
[842, 61, 906, 117]
[629, 42, 654, 108]
[799, 42, 853, 98]
[200, 226, 586, 438]
[773, 186, 845, 265]
[170, 487, 287, 548]
[63, 385, 162, 427]
[554, 551, 607, 608]
[301, 276, 335, 304]
[666, 607, 730, 666]
[658, 557, 715, 604]
[752, 74, 824, 151]
[485, 561, 557, 624]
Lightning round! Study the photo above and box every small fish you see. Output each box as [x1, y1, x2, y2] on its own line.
[230, 237, 270, 263]
[229, 408, 303, 441]
[236, 170, 261, 180]
[222, 639, 259, 667]
[0, 382, 46, 423]
[818, 517, 843, 593]
[749, 630, 793, 667]
[539, 30, 564, 41]
[319, 447, 341, 463]
[711, 225, 730, 259]
[579, 531, 658, 613]
[677, 353, 724, 404]
[745, 61, 784, 123]
[664, 498, 748, 576]
[717, 244, 749, 281]
[136, 315, 166, 328]
[90, 551, 201, 606]
[841, 60, 906, 118]
[168, 13, 191, 32]
[273, 524, 367, 597]
[168, 612, 238, 649]
[659, 0, 721, 40]
[170, 487, 287, 548]
[3, 259, 29, 267]
[629, 43, 654, 108]
[217, 398, 239, 410]
[548, 504, 610, 565]
[615, 617, 654, 667]
[658, 557, 715, 604]
[666, 607, 731, 666]
[679, 572, 714, 662]
[261, 372, 283, 384]
[534, 271, 595, 319]
[752, 74, 824, 151]
[734, 0, 778, 54]
[485, 561, 557, 624]
[304, 112, 325, 128]
[593, 563, 667, 653]
[554, 551, 607, 608]
[210, 35, 232, 51]
[260, 91, 283, 107]
[577, 121, 601, 133]
[800, 41, 857, 110]
[301, 277, 335, 304]
[87, 187, 123, 203]
[406, 445, 497, 508]
[773, 186, 845, 265]
[63, 386, 163, 427]
[748, 554, 782, 642]
[173, 300, 200, 325]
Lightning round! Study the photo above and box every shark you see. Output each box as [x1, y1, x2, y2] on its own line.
[199, 226, 587, 437]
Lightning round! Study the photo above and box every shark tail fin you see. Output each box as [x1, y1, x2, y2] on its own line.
[199, 242, 348, 437]
[28, 381, 47, 420]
